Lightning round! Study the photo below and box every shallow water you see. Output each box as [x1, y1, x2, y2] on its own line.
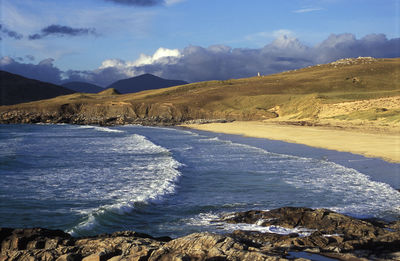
[0, 124, 399, 237]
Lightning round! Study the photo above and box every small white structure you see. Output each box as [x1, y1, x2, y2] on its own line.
[257, 72, 261, 77]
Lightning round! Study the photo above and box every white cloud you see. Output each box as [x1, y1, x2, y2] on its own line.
[165, 0, 186, 6]
[0, 56, 14, 66]
[86, 33, 400, 85]
[293, 8, 323, 13]
[1, 2, 43, 35]
[2, 33, 400, 87]
[99, 58, 127, 69]
[131, 47, 182, 66]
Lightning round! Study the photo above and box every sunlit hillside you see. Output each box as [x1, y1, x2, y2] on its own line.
[1, 57, 399, 127]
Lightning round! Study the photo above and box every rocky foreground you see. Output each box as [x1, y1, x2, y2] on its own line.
[1, 207, 400, 261]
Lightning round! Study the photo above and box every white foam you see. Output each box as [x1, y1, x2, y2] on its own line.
[120, 125, 200, 136]
[224, 223, 314, 237]
[36, 123, 67, 126]
[93, 126, 125, 133]
[185, 212, 314, 237]
[75, 125, 125, 133]
[66, 211, 100, 235]
[76, 125, 94, 129]
[194, 135, 400, 219]
[282, 160, 400, 218]
[110, 134, 171, 155]
[68, 133, 182, 235]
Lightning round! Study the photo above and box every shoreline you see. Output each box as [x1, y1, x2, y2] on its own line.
[2, 207, 400, 261]
[182, 120, 400, 164]
[182, 127, 400, 190]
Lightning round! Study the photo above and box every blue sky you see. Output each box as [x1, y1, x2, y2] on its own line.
[1, 0, 399, 86]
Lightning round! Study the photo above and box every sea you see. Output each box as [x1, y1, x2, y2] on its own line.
[0, 124, 399, 238]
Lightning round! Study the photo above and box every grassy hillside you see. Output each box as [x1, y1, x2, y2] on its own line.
[1, 57, 399, 126]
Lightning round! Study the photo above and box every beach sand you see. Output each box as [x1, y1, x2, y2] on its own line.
[183, 121, 400, 163]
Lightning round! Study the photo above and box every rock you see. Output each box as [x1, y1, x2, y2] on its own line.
[0, 208, 399, 260]
[222, 207, 383, 239]
[223, 207, 400, 259]
[149, 232, 278, 261]
[55, 253, 81, 261]
[82, 252, 111, 261]
[330, 57, 377, 66]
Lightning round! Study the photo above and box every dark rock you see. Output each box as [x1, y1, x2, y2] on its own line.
[55, 253, 81, 261]
[223, 207, 400, 259]
[222, 207, 383, 239]
[0, 208, 399, 260]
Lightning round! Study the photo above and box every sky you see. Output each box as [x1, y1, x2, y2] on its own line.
[0, 0, 399, 86]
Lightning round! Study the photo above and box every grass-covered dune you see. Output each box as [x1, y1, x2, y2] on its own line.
[1, 57, 399, 127]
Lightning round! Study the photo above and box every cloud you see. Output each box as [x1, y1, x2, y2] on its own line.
[100, 47, 182, 68]
[25, 55, 35, 61]
[0, 24, 23, 40]
[103, 0, 184, 6]
[29, 25, 97, 40]
[293, 8, 323, 13]
[104, 0, 164, 6]
[165, 0, 185, 5]
[0, 56, 62, 84]
[1, 33, 399, 87]
[313, 33, 400, 63]
[89, 33, 400, 85]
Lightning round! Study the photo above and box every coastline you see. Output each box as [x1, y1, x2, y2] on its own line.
[1, 124, 400, 260]
[183, 121, 400, 164]
[2, 207, 400, 260]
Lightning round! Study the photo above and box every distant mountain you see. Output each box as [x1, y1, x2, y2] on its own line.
[107, 73, 188, 94]
[0, 71, 75, 106]
[62, 81, 104, 93]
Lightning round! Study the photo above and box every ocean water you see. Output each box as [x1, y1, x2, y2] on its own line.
[0, 124, 399, 237]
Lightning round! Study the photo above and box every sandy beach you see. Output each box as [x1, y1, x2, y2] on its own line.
[183, 121, 400, 163]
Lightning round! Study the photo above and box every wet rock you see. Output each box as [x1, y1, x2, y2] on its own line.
[223, 207, 400, 259]
[222, 207, 383, 239]
[0, 208, 399, 260]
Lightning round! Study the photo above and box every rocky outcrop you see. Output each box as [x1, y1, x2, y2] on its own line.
[0, 102, 192, 126]
[0, 229, 280, 261]
[0, 101, 269, 126]
[329, 56, 377, 66]
[224, 207, 400, 260]
[1, 208, 399, 260]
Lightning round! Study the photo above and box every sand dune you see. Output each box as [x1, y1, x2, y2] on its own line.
[319, 96, 400, 118]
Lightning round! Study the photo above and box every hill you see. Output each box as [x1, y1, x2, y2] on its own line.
[62, 81, 104, 93]
[0, 57, 399, 127]
[107, 73, 188, 94]
[0, 71, 75, 106]
[98, 88, 120, 95]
